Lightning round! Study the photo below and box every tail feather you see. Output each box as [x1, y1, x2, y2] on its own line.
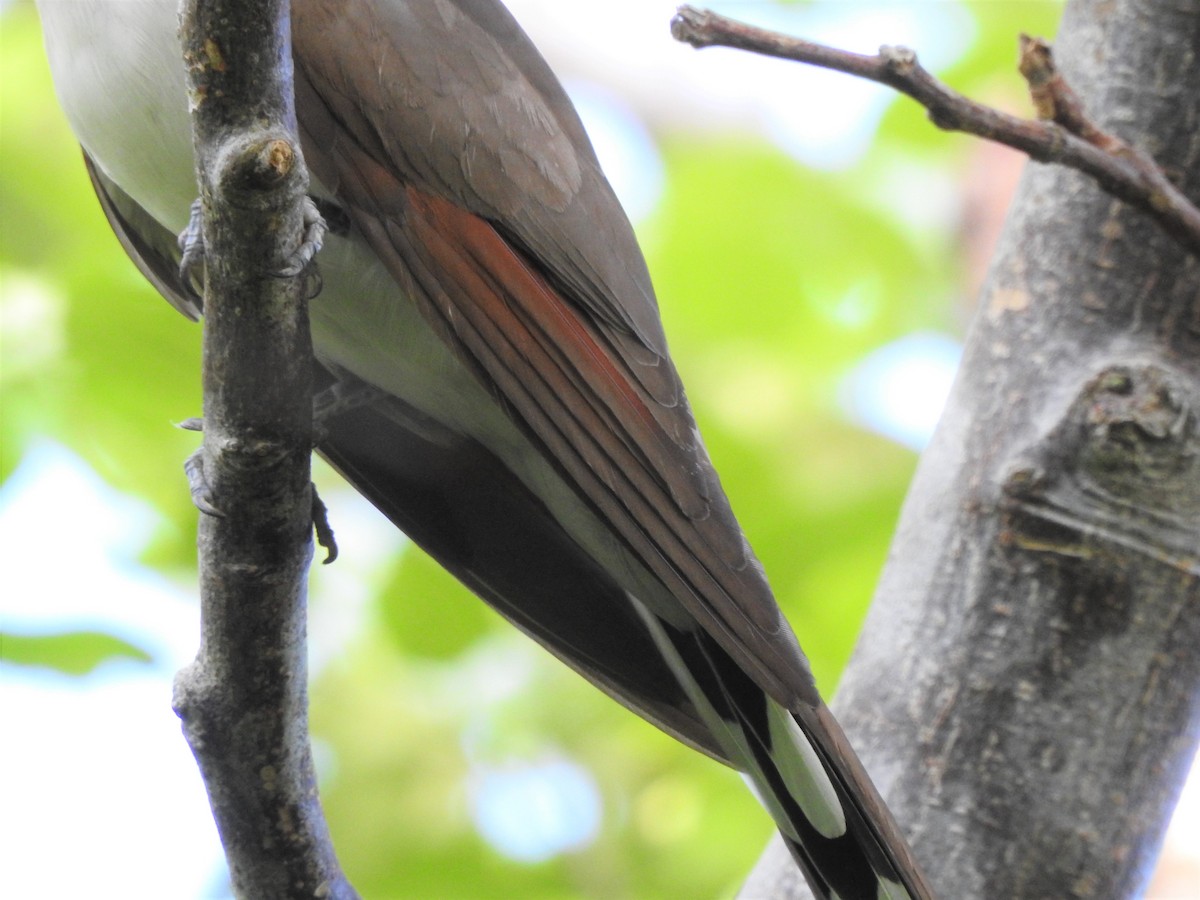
[633, 600, 931, 900]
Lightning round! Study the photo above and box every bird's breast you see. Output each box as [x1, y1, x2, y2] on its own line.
[37, 0, 500, 439]
[40, 0, 197, 232]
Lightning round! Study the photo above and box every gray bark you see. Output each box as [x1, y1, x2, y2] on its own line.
[168, 1, 356, 897]
[743, 0, 1200, 896]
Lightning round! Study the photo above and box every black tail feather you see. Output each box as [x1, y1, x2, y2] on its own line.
[639, 611, 930, 900]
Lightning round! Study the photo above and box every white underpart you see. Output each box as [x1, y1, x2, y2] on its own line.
[37, 0, 503, 434]
[766, 702, 846, 839]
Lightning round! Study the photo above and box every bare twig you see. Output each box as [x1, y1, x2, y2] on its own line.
[671, 5, 1200, 258]
[170, 0, 357, 897]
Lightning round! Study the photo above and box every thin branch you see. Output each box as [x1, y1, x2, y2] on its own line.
[671, 5, 1200, 258]
[171, 0, 357, 897]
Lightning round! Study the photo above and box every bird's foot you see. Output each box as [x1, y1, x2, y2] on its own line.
[311, 487, 338, 564]
[276, 197, 328, 302]
[178, 416, 338, 563]
[177, 199, 206, 301]
[312, 374, 389, 443]
[176, 195, 343, 301]
[180, 424, 224, 518]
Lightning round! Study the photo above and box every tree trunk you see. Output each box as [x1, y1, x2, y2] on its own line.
[743, 0, 1200, 896]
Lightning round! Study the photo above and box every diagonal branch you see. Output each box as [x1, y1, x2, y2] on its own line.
[671, 5, 1200, 258]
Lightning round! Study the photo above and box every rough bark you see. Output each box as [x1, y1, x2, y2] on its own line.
[168, 1, 356, 897]
[742, 0, 1200, 897]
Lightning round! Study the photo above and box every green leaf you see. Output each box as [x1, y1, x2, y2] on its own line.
[376, 547, 498, 660]
[0, 630, 154, 676]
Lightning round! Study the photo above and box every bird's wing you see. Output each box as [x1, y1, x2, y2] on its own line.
[298, 0, 669, 359]
[81, 148, 732, 762]
[80, 5, 934, 894]
[316, 389, 736, 763]
[292, 0, 821, 712]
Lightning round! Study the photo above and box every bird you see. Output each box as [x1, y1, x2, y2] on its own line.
[35, 2, 931, 897]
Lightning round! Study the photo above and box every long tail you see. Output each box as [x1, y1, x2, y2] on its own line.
[637, 607, 933, 900]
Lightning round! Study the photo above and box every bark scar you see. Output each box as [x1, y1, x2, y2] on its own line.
[1000, 364, 1200, 575]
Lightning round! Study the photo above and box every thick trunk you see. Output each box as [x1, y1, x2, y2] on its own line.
[743, 0, 1200, 896]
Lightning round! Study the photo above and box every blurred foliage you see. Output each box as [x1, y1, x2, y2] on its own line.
[0, 630, 153, 675]
[0, 3, 204, 554]
[1, 1, 1061, 897]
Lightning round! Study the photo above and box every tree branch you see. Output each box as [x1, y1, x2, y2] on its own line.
[671, 5, 1200, 259]
[170, 1, 356, 896]
[703, 0, 1200, 896]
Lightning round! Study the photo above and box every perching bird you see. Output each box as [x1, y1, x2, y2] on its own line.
[36, 2, 931, 896]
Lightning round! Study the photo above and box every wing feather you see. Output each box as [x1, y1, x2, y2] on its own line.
[291, 0, 819, 710]
[365, 172, 819, 710]
[292, 0, 668, 355]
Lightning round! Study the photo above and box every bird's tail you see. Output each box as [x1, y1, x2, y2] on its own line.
[638, 610, 933, 900]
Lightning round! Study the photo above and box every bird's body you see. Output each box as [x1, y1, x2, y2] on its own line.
[39, 0, 516, 458]
[37, 2, 931, 896]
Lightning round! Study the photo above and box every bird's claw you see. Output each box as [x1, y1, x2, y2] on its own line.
[311, 375, 388, 443]
[276, 196, 327, 279]
[177, 199, 206, 301]
[176, 195, 335, 300]
[312, 486, 338, 564]
[184, 447, 224, 518]
[178, 416, 337, 560]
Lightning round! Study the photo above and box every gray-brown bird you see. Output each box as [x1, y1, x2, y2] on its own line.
[36, 2, 931, 896]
